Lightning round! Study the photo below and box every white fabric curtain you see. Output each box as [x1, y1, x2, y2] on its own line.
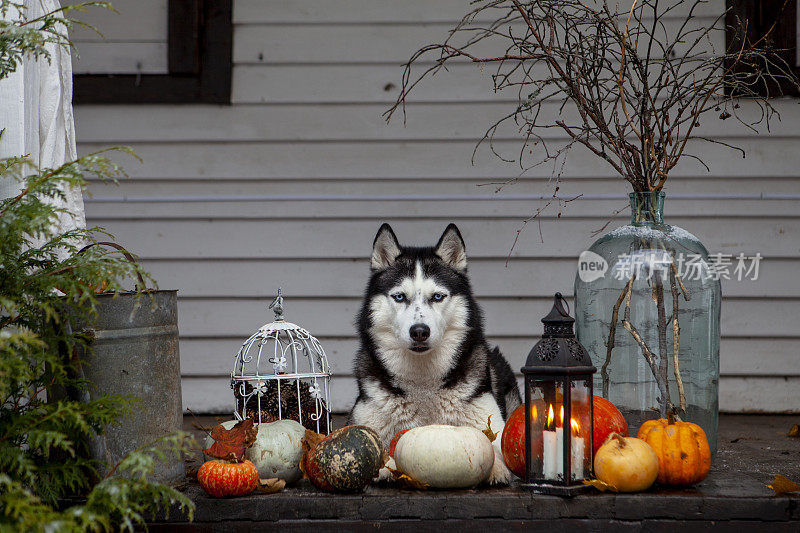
[0, 0, 85, 233]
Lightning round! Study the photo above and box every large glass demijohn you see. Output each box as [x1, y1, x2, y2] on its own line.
[574, 192, 721, 454]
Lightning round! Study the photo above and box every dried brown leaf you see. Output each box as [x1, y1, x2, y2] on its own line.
[303, 429, 325, 452]
[203, 418, 257, 461]
[257, 478, 286, 494]
[482, 415, 498, 443]
[583, 478, 618, 492]
[787, 424, 800, 438]
[767, 475, 800, 495]
[388, 465, 429, 490]
[299, 429, 326, 479]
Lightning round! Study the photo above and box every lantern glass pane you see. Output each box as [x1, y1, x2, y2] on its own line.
[567, 377, 592, 481]
[526, 378, 566, 482]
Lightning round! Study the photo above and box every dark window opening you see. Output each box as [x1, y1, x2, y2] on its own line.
[726, 0, 800, 97]
[73, 0, 232, 104]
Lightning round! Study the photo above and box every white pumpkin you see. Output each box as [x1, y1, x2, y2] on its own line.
[246, 419, 307, 483]
[394, 424, 494, 488]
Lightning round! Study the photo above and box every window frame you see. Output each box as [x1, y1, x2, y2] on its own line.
[73, 0, 232, 105]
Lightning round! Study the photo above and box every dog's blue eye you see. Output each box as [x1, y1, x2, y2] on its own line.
[431, 293, 446, 302]
[391, 293, 406, 302]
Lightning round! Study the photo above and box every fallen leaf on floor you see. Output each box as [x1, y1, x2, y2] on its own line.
[787, 424, 800, 438]
[257, 478, 286, 494]
[767, 475, 800, 495]
[583, 479, 618, 492]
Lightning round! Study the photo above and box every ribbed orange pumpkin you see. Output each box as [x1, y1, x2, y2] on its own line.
[591, 396, 629, 456]
[637, 417, 711, 486]
[197, 459, 259, 497]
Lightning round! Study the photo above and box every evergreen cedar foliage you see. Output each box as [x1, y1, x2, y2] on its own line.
[0, 2, 194, 530]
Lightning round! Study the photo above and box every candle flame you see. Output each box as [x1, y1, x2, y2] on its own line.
[547, 404, 554, 427]
[559, 405, 564, 426]
[571, 418, 580, 434]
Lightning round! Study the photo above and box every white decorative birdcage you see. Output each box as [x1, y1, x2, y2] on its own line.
[231, 289, 331, 434]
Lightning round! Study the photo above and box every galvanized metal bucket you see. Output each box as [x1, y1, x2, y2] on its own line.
[71, 289, 184, 483]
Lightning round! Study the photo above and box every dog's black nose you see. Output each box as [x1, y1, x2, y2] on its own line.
[409, 323, 430, 343]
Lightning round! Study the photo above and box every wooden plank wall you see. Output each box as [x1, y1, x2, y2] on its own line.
[75, 0, 800, 414]
[69, 0, 167, 74]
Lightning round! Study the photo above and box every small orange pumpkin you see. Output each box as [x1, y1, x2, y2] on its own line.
[197, 459, 259, 497]
[637, 416, 711, 486]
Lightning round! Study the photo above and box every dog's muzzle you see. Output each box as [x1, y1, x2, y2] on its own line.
[409, 323, 430, 352]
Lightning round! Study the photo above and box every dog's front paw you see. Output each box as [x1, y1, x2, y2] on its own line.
[487, 453, 513, 485]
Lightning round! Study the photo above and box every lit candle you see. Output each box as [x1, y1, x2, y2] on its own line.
[570, 418, 584, 480]
[542, 404, 558, 479]
[543, 404, 585, 481]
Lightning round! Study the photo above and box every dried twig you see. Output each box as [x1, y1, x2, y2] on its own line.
[653, 274, 670, 418]
[669, 267, 687, 412]
[670, 262, 691, 301]
[602, 274, 636, 397]
[622, 281, 674, 416]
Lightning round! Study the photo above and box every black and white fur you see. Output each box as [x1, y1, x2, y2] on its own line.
[349, 223, 521, 485]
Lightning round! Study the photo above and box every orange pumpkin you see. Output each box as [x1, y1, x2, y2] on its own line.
[501, 396, 627, 478]
[637, 417, 711, 486]
[197, 459, 259, 497]
[591, 396, 629, 456]
[501, 402, 545, 479]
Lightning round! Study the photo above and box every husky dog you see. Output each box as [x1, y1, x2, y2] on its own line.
[349, 223, 521, 485]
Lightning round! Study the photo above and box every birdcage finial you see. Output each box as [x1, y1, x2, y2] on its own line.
[269, 288, 284, 321]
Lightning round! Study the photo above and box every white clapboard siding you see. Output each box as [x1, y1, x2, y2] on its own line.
[102, 258, 798, 299]
[68, 0, 167, 74]
[78, 218, 798, 259]
[77, 137, 800, 180]
[73, 102, 800, 142]
[83, 198, 800, 219]
[231, 63, 732, 104]
[85, 177, 800, 198]
[76, 0, 800, 414]
[72, 42, 167, 74]
[233, 0, 721, 24]
[68, 0, 167, 41]
[233, 18, 723, 65]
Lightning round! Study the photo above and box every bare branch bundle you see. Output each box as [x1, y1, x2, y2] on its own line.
[386, 0, 800, 192]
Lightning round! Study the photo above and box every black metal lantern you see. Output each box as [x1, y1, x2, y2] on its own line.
[521, 292, 597, 496]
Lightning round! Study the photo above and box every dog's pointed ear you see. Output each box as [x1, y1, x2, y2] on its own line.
[371, 223, 402, 270]
[435, 223, 467, 271]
